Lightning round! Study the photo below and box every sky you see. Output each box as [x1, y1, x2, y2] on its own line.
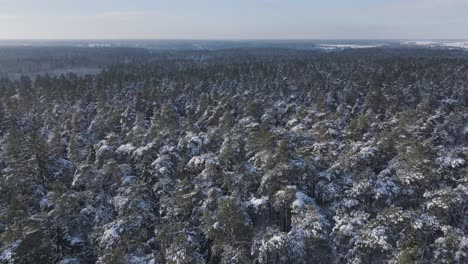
[0, 0, 468, 40]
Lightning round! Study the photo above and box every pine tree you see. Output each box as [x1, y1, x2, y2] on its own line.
[220, 110, 235, 132]
[67, 130, 80, 162]
[49, 125, 65, 158]
[28, 129, 50, 187]
[126, 113, 146, 146]
[203, 196, 252, 258]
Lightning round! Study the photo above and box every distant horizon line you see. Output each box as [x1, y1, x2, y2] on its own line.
[0, 38, 468, 42]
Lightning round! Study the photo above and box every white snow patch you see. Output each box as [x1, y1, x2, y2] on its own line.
[69, 237, 84, 246]
[116, 143, 136, 155]
[133, 142, 155, 157]
[292, 192, 314, 209]
[291, 124, 306, 133]
[0, 240, 20, 262]
[437, 156, 465, 169]
[187, 153, 218, 170]
[248, 196, 268, 211]
[100, 221, 125, 247]
[402, 40, 468, 50]
[127, 255, 155, 264]
[40, 192, 55, 210]
[320, 44, 382, 49]
[58, 258, 80, 264]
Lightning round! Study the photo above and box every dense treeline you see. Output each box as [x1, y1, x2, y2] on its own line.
[0, 47, 149, 78]
[0, 48, 467, 263]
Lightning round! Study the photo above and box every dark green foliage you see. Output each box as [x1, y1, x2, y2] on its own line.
[13, 229, 54, 264]
[0, 48, 467, 263]
[203, 196, 252, 259]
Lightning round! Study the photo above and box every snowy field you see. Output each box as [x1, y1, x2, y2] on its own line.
[402, 40, 468, 50]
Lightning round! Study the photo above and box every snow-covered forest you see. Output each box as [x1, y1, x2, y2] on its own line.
[0, 48, 467, 263]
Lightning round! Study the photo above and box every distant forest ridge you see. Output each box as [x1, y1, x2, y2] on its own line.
[1, 45, 468, 79]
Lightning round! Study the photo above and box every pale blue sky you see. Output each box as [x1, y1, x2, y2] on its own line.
[1, 0, 467, 39]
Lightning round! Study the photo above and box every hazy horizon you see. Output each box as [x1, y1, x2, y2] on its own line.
[1, 38, 468, 41]
[1, 0, 468, 40]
